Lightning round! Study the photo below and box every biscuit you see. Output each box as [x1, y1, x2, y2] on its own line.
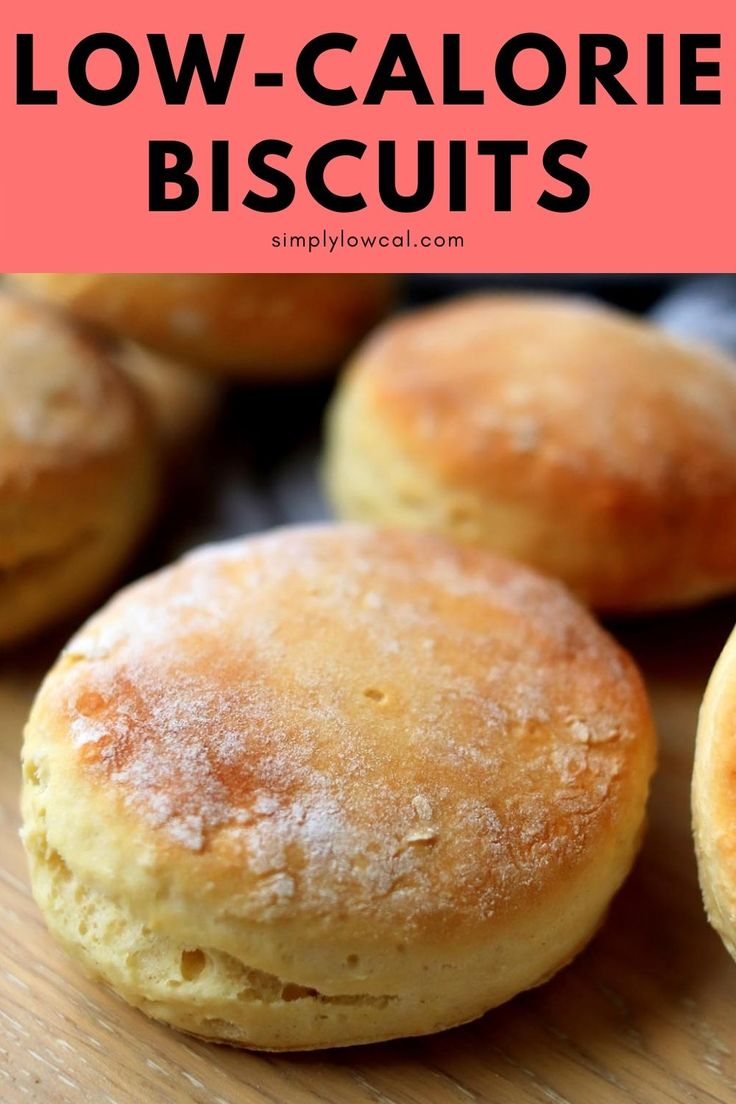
[22, 524, 655, 1049]
[0, 293, 159, 646]
[324, 293, 736, 612]
[693, 625, 736, 962]
[112, 340, 220, 461]
[8, 274, 396, 380]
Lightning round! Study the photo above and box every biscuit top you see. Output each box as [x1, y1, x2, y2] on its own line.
[8, 274, 396, 376]
[0, 294, 141, 469]
[351, 293, 736, 500]
[0, 293, 152, 568]
[0, 291, 155, 569]
[33, 526, 654, 935]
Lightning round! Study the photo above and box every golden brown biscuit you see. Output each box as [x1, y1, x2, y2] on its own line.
[22, 524, 655, 1049]
[112, 340, 220, 461]
[0, 293, 159, 646]
[8, 274, 397, 380]
[324, 293, 736, 613]
[693, 625, 736, 962]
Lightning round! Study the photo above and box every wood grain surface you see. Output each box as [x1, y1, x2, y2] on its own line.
[3, 376, 736, 1103]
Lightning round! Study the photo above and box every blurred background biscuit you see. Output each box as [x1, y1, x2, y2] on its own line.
[111, 339, 221, 465]
[8, 273, 397, 381]
[0, 292, 160, 647]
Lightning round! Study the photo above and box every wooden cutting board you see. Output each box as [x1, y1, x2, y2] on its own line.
[2, 598, 736, 1104]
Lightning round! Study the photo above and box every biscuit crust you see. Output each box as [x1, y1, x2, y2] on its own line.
[325, 293, 736, 612]
[22, 525, 655, 1048]
[9, 274, 396, 379]
[694, 626, 736, 962]
[111, 340, 220, 459]
[0, 294, 159, 645]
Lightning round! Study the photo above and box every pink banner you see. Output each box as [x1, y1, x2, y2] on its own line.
[0, 0, 733, 271]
